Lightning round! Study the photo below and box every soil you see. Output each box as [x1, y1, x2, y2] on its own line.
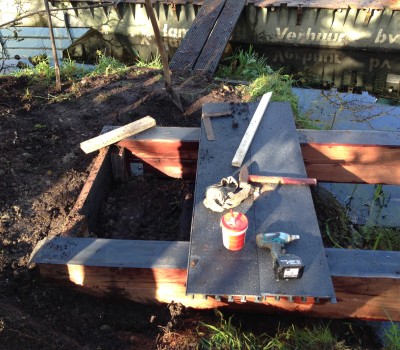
[0, 69, 381, 349]
[98, 177, 194, 241]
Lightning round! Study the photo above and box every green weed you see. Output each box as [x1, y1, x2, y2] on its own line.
[33, 123, 46, 129]
[358, 226, 400, 251]
[215, 46, 309, 126]
[199, 310, 350, 350]
[13, 58, 54, 84]
[284, 323, 349, 350]
[60, 56, 87, 81]
[217, 45, 273, 81]
[246, 73, 298, 115]
[89, 50, 128, 77]
[199, 311, 272, 349]
[383, 313, 400, 350]
[136, 53, 162, 70]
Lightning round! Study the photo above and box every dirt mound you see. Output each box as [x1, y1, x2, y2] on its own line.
[0, 70, 238, 349]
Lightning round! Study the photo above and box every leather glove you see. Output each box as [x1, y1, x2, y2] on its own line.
[203, 177, 254, 212]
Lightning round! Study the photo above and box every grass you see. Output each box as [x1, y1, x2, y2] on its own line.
[199, 311, 351, 350]
[89, 50, 128, 77]
[216, 46, 317, 128]
[9, 50, 164, 90]
[136, 53, 163, 70]
[383, 318, 400, 350]
[357, 226, 400, 251]
[217, 45, 273, 81]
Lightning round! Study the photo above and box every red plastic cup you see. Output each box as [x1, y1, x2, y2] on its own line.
[220, 211, 248, 251]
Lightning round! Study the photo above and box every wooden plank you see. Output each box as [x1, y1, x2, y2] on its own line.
[102, 126, 201, 141]
[110, 146, 128, 183]
[202, 116, 215, 141]
[297, 129, 400, 146]
[169, 0, 227, 71]
[231, 92, 272, 167]
[61, 147, 111, 236]
[302, 144, 400, 165]
[80, 116, 156, 154]
[194, 0, 247, 77]
[201, 103, 234, 141]
[30, 237, 400, 321]
[305, 164, 400, 185]
[118, 139, 199, 159]
[114, 127, 400, 184]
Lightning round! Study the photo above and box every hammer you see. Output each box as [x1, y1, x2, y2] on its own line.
[239, 165, 317, 187]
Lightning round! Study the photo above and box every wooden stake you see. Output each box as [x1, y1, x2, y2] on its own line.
[80, 116, 156, 154]
[44, 0, 61, 91]
[231, 92, 272, 167]
[144, 0, 183, 112]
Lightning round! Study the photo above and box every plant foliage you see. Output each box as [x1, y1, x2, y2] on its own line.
[199, 311, 350, 350]
[89, 50, 128, 77]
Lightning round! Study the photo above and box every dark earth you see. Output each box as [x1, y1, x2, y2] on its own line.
[0, 68, 382, 349]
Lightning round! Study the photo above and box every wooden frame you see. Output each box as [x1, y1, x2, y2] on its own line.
[30, 127, 400, 321]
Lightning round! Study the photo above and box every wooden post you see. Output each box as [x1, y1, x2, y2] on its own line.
[44, 0, 61, 91]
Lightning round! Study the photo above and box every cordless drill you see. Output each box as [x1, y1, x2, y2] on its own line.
[256, 232, 304, 281]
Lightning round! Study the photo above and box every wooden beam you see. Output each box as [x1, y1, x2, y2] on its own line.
[114, 127, 400, 185]
[30, 237, 400, 321]
[299, 129, 400, 184]
[80, 116, 156, 154]
[110, 146, 128, 183]
[61, 146, 111, 236]
[64, 126, 400, 236]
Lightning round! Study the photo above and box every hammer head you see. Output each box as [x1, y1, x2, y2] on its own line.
[238, 165, 250, 188]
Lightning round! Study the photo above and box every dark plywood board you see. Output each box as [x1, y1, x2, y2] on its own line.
[187, 102, 260, 296]
[187, 101, 336, 301]
[251, 103, 335, 300]
[169, 0, 226, 71]
[194, 0, 247, 77]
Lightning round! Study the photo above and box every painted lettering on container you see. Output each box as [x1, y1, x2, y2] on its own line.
[162, 24, 188, 39]
[374, 29, 400, 44]
[273, 50, 341, 66]
[276, 27, 346, 43]
[275, 28, 400, 45]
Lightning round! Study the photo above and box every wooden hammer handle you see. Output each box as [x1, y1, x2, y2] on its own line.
[248, 175, 317, 186]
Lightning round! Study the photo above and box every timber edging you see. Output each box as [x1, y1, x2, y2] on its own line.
[30, 237, 400, 321]
[30, 126, 400, 321]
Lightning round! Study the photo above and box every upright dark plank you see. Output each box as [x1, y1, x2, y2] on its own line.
[169, 0, 226, 71]
[187, 101, 336, 302]
[194, 0, 246, 77]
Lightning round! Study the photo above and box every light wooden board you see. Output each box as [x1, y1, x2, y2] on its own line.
[80, 116, 156, 154]
[231, 92, 272, 167]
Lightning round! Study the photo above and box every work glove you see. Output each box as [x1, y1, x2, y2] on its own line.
[203, 177, 254, 212]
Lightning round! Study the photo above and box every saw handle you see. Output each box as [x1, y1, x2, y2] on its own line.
[248, 175, 317, 186]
